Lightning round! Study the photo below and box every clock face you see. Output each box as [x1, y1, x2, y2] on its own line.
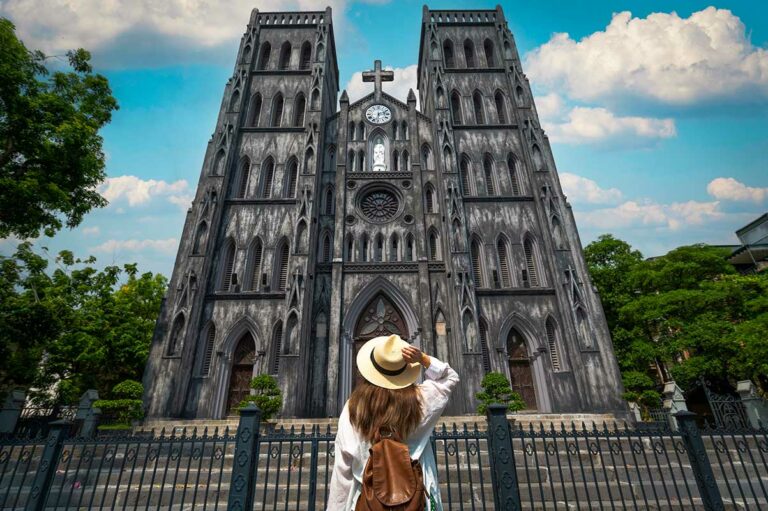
[365, 104, 392, 124]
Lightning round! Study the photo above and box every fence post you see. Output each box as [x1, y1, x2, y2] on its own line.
[675, 411, 724, 511]
[227, 404, 262, 511]
[0, 389, 26, 434]
[75, 389, 100, 438]
[486, 404, 522, 511]
[663, 380, 687, 431]
[736, 380, 768, 429]
[25, 419, 70, 511]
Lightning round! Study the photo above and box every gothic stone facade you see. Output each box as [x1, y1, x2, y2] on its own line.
[142, 6, 626, 419]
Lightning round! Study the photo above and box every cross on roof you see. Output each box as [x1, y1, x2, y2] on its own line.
[362, 60, 394, 100]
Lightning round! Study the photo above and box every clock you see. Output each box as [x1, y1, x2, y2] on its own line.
[365, 104, 392, 124]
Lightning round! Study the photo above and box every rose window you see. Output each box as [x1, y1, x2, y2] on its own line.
[360, 190, 399, 223]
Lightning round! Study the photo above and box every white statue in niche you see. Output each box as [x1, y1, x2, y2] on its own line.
[372, 137, 386, 172]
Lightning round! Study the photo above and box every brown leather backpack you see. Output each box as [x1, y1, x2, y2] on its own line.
[355, 429, 426, 511]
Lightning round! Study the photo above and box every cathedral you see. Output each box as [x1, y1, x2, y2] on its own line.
[142, 6, 626, 419]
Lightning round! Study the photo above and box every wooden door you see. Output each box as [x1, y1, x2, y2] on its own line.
[507, 328, 537, 410]
[352, 294, 408, 390]
[227, 365, 253, 412]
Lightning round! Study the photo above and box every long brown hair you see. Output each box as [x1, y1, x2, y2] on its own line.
[348, 380, 423, 443]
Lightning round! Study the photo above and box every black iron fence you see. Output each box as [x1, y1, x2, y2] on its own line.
[1, 404, 767, 510]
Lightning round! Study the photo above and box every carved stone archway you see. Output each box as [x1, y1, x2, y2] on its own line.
[226, 332, 256, 414]
[507, 328, 537, 410]
[352, 294, 409, 389]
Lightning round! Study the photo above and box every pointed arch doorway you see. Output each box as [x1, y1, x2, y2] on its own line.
[352, 294, 409, 389]
[226, 332, 256, 414]
[507, 327, 537, 410]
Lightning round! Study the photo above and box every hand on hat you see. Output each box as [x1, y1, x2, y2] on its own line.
[401, 345, 431, 368]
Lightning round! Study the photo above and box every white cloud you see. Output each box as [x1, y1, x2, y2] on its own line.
[344, 64, 418, 106]
[1, 0, 348, 66]
[81, 226, 101, 236]
[525, 7, 768, 105]
[543, 105, 675, 145]
[91, 238, 178, 255]
[577, 199, 724, 231]
[560, 173, 623, 205]
[534, 93, 566, 121]
[707, 177, 768, 203]
[98, 175, 191, 211]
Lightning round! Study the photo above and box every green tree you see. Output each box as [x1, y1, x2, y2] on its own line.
[0, 18, 118, 238]
[475, 372, 525, 415]
[0, 242, 166, 403]
[239, 374, 283, 420]
[93, 380, 144, 429]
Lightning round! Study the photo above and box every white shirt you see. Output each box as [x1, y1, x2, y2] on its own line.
[327, 357, 460, 510]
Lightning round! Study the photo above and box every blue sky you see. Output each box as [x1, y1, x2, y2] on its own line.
[1, 0, 766, 276]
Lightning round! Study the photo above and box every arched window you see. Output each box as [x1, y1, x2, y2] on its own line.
[320, 231, 331, 262]
[201, 322, 215, 375]
[494, 90, 507, 124]
[324, 186, 334, 215]
[515, 85, 526, 107]
[576, 308, 593, 348]
[452, 219, 462, 251]
[220, 239, 236, 291]
[389, 233, 399, 261]
[425, 185, 435, 213]
[360, 234, 369, 262]
[443, 146, 454, 172]
[462, 310, 477, 351]
[247, 93, 262, 127]
[436, 87, 445, 108]
[484, 39, 496, 67]
[193, 221, 208, 255]
[421, 144, 433, 169]
[402, 121, 408, 140]
[504, 40, 513, 59]
[443, 39, 455, 67]
[247, 238, 263, 291]
[235, 157, 250, 199]
[257, 42, 271, 70]
[357, 151, 365, 172]
[496, 237, 511, 287]
[464, 39, 476, 68]
[459, 155, 473, 195]
[284, 158, 298, 198]
[274, 239, 290, 291]
[479, 318, 491, 371]
[402, 150, 410, 171]
[428, 229, 440, 261]
[392, 121, 399, 140]
[470, 237, 484, 287]
[374, 233, 383, 262]
[269, 322, 283, 374]
[229, 89, 240, 112]
[299, 42, 312, 70]
[316, 42, 325, 62]
[472, 91, 485, 124]
[270, 94, 283, 127]
[348, 121, 356, 140]
[311, 88, 320, 110]
[167, 313, 185, 355]
[450, 91, 462, 124]
[278, 41, 291, 70]
[507, 153, 521, 195]
[293, 93, 306, 127]
[552, 216, 566, 249]
[532, 144, 544, 170]
[345, 233, 354, 261]
[242, 45, 251, 63]
[212, 148, 226, 176]
[285, 312, 299, 353]
[546, 318, 562, 371]
[483, 154, 495, 196]
[348, 149, 356, 172]
[304, 147, 314, 175]
[523, 236, 540, 286]
[359, 122, 366, 141]
[405, 234, 414, 261]
[392, 150, 399, 172]
[259, 157, 275, 198]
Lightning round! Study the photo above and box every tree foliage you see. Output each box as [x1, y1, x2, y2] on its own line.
[476, 371, 525, 415]
[585, 236, 768, 396]
[0, 18, 118, 238]
[239, 374, 283, 420]
[0, 243, 166, 404]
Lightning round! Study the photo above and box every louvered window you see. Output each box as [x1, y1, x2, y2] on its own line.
[443, 40, 455, 67]
[495, 92, 507, 123]
[479, 321, 491, 372]
[260, 159, 274, 198]
[325, 188, 334, 215]
[249, 240, 262, 291]
[473, 92, 485, 124]
[546, 319, 561, 371]
[484, 39, 496, 67]
[405, 236, 414, 261]
[285, 160, 298, 198]
[464, 39, 476, 68]
[483, 156, 495, 195]
[497, 239, 511, 287]
[271, 95, 283, 127]
[450, 92, 462, 124]
[425, 188, 434, 213]
[257, 42, 271, 70]
[524, 238, 539, 286]
[221, 242, 236, 291]
[278, 42, 291, 70]
[236, 160, 250, 198]
[276, 242, 289, 290]
[270, 323, 283, 374]
[429, 232, 438, 261]
[471, 240, 483, 287]
[299, 42, 311, 70]
[508, 154, 521, 195]
[202, 324, 215, 375]
[460, 158, 471, 195]
[293, 94, 306, 127]
[248, 94, 262, 127]
[322, 234, 331, 262]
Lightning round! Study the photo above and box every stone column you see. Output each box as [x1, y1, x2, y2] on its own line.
[75, 389, 101, 438]
[0, 390, 26, 434]
[663, 381, 687, 431]
[737, 380, 768, 429]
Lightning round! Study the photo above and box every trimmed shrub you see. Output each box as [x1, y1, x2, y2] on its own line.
[476, 371, 525, 415]
[238, 374, 282, 420]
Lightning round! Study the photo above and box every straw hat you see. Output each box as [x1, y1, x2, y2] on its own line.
[356, 334, 421, 389]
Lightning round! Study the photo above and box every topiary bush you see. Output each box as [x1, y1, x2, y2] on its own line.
[238, 374, 282, 420]
[475, 371, 525, 415]
[94, 380, 144, 428]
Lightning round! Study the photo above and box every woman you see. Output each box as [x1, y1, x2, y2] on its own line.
[327, 333, 460, 510]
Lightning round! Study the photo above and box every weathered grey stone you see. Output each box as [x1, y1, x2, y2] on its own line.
[142, 6, 626, 419]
